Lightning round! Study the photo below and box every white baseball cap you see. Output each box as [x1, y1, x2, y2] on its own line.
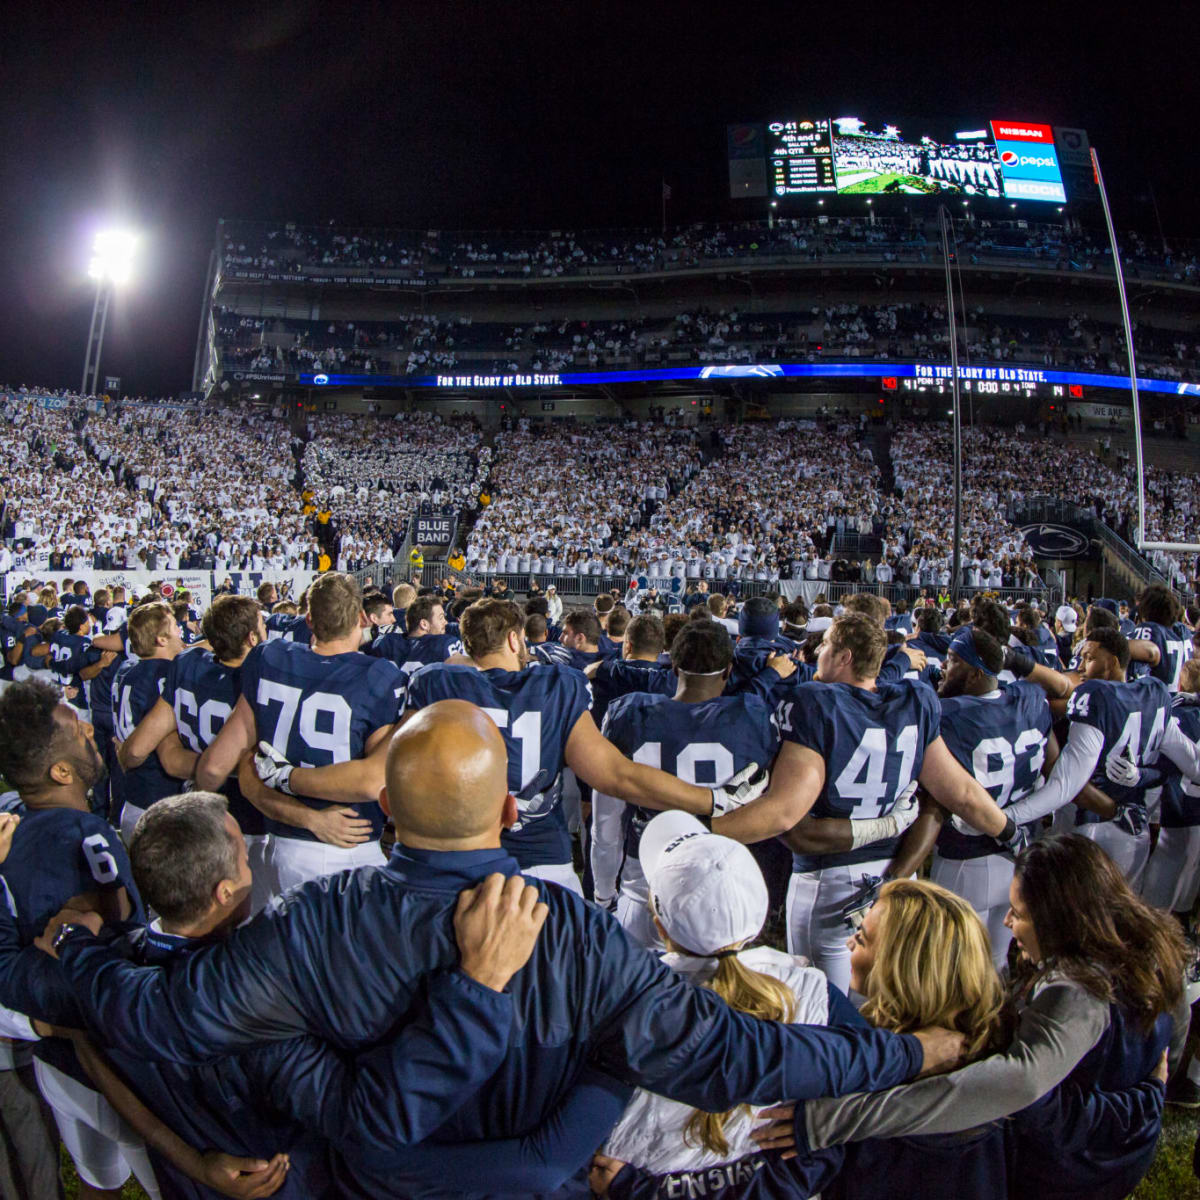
[639, 811, 768, 957]
[1055, 604, 1078, 632]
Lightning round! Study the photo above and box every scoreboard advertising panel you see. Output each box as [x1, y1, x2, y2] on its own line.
[753, 115, 1068, 203]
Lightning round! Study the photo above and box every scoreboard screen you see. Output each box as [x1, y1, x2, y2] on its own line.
[757, 114, 1069, 203]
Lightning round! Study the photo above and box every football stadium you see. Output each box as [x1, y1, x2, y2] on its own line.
[1, 6, 1199, 1198]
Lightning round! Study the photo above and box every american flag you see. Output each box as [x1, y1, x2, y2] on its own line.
[662, 181, 672, 201]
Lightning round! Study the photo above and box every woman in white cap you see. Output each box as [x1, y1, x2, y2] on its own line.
[590, 809, 861, 1198]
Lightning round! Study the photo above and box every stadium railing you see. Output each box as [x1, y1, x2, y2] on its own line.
[403, 563, 1053, 609]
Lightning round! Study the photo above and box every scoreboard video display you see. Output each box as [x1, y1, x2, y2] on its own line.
[747, 114, 1070, 204]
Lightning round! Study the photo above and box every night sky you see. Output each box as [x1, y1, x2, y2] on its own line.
[2, 2, 1195, 398]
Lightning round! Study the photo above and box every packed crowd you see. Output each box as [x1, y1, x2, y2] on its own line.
[0, 393, 316, 572]
[215, 299, 1200, 381]
[0, 571, 1198, 1199]
[465, 423, 703, 576]
[299, 411, 489, 562]
[221, 215, 1200, 286]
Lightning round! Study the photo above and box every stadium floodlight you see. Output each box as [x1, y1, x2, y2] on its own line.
[82, 228, 139, 395]
[88, 229, 138, 286]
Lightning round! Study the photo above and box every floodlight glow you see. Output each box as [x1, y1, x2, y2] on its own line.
[88, 230, 138, 286]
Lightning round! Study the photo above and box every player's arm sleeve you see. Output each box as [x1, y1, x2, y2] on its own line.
[590, 792, 626, 909]
[54, 912, 306, 1065]
[588, 914, 922, 1107]
[363, 1067, 632, 1185]
[798, 981, 1110, 1151]
[257, 970, 519, 1155]
[1004, 722, 1104, 826]
[1159, 718, 1200, 782]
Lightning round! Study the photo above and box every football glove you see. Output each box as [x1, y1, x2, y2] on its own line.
[255, 741, 296, 795]
[1105, 746, 1141, 789]
[848, 781, 920, 850]
[1113, 803, 1149, 838]
[999, 819, 1032, 857]
[711, 763, 769, 817]
[842, 874, 884, 932]
[1002, 647, 1036, 679]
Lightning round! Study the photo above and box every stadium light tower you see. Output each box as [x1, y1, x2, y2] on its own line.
[81, 229, 138, 396]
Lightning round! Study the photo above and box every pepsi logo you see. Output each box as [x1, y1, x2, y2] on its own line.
[1001, 150, 1018, 166]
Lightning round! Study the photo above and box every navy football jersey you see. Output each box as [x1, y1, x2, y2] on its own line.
[936, 682, 1052, 860]
[0, 807, 142, 1085]
[265, 613, 312, 646]
[0, 614, 19, 682]
[589, 658, 676, 728]
[727, 634, 800, 697]
[908, 631, 951, 670]
[47, 631, 102, 711]
[1160, 702, 1200, 828]
[601, 692, 780, 896]
[161, 647, 264, 837]
[529, 641, 573, 667]
[1131, 621, 1188, 691]
[405, 663, 591, 867]
[89, 624, 129, 730]
[367, 631, 463, 676]
[241, 641, 405, 842]
[779, 680, 941, 871]
[884, 643, 941, 689]
[1063, 676, 1171, 824]
[113, 657, 179, 812]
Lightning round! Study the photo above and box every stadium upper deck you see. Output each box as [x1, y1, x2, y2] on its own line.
[200, 216, 1200, 418]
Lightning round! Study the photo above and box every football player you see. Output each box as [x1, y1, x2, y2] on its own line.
[712, 613, 1013, 993]
[117, 595, 276, 912]
[1004, 628, 1200, 884]
[927, 628, 1058, 965]
[47, 607, 115, 724]
[196, 573, 405, 892]
[112, 603, 186, 843]
[1132, 583, 1190, 692]
[257, 599, 767, 893]
[365, 594, 463, 675]
[1143, 659, 1200, 924]
[591, 621, 783, 946]
[584, 614, 676, 730]
[0, 680, 157, 1197]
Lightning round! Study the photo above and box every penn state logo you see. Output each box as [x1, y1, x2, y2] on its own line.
[1020, 523, 1089, 558]
[313, 373, 329, 386]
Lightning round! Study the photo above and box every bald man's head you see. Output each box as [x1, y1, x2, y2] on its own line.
[383, 700, 515, 848]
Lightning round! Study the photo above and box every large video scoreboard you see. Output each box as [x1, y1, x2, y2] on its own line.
[728, 114, 1083, 204]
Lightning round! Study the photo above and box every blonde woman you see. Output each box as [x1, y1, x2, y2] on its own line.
[758, 836, 1185, 1200]
[590, 809, 857, 1199]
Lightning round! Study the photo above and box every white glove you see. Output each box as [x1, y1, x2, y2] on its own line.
[711, 763, 769, 816]
[849, 780, 921, 850]
[1105, 746, 1141, 789]
[255, 740, 296, 795]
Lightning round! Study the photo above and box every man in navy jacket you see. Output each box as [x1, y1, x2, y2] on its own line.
[48, 700, 961, 1197]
